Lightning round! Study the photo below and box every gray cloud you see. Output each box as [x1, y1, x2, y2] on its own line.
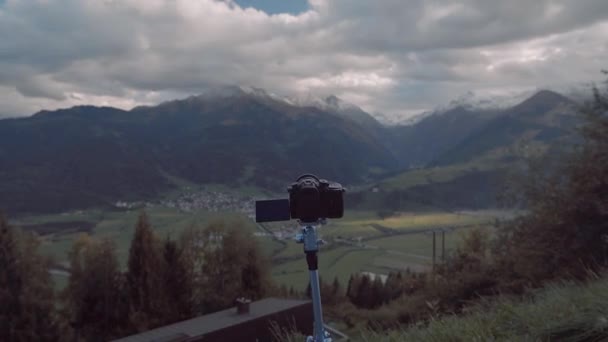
[0, 0, 607, 119]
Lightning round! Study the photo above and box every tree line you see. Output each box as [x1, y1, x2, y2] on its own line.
[0, 212, 273, 342]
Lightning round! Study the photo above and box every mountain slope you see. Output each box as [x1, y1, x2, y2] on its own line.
[432, 90, 578, 166]
[387, 106, 500, 168]
[0, 89, 396, 214]
[358, 90, 581, 210]
[0, 87, 582, 214]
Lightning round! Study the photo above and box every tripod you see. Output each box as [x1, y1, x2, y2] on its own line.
[295, 221, 332, 342]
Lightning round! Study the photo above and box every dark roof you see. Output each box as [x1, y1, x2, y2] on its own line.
[112, 298, 311, 342]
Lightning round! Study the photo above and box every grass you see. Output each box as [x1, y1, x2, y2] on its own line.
[367, 228, 469, 257]
[379, 162, 493, 191]
[273, 240, 306, 260]
[360, 275, 608, 342]
[12, 209, 105, 225]
[272, 246, 384, 291]
[269, 226, 475, 290]
[323, 211, 495, 240]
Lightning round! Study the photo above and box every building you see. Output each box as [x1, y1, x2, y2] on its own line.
[112, 298, 313, 342]
[360, 271, 388, 284]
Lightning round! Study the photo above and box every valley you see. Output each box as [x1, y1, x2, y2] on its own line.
[1, 86, 580, 293]
[12, 203, 507, 292]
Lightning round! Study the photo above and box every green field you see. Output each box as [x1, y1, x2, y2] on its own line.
[378, 150, 516, 192]
[11, 207, 506, 292]
[16, 207, 259, 269]
[272, 246, 384, 291]
[271, 209, 501, 290]
[325, 211, 491, 237]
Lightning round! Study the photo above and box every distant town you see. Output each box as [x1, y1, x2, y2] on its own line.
[115, 189, 259, 218]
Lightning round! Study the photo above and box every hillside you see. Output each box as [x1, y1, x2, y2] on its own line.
[351, 90, 581, 211]
[0, 88, 396, 214]
[432, 90, 578, 166]
[361, 275, 608, 341]
[387, 106, 500, 168]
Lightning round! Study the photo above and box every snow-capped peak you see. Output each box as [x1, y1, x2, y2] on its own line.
[237, 86, 288, 103]
[381, 90, 538, 126]
[193, 85, 365, 116]
[440, 90, 535, 112]
[286, 93, 360, 113]
[195, 85, 244, 99]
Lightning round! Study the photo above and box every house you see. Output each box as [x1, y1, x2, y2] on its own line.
[112, 298, 313, 342]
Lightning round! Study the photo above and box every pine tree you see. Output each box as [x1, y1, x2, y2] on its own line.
[178, 224, 207, 313]
[355, 275, 372, 308]
[346, 274, 359, 303]
[0, 213, 23, 341]
[162, 238, 193, 324]
[240, 244, 267, 300]
[126, 211, 165, 331]
[0, 213, 58, 341]
[371, 277, 385, 309]
[288, 286, 296, 298]
[383, 272, 403, 303]
[319, 277, 337, 305]
[62, 237, 127, 341]
[198, 220, 273, 313]
[331, 276, 342, 297]
[199, 222, 244, 312]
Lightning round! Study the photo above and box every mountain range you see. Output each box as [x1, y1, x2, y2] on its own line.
[0, 86, 581, 214]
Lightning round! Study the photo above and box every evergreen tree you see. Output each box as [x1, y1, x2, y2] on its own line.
[199, 222, 245, 312]
[383, 272, 406, 303]
[162, 237, 194, 324]
[496, 76, 608, 283]
[126, 212, 165, 331]
[179, 224, 207, 313]
[62, 236, 127, 341]
[346, 274, 360, 303]
[370, 277, 385, 309]
[0, 212, 23, 341]
[0, 213, 58, 342]
[319, 277, 337, 305]
[355, 275, 372, 308]
[331, 276, 342, 298]
[240, 244, 268, 300]
[182, 220, 273, 314]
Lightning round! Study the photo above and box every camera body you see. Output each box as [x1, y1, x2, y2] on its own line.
[255, 174, 345, 223]
[288, 174, 345, 222]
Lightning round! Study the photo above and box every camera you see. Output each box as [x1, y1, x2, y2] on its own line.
[255, 174, 345, 223]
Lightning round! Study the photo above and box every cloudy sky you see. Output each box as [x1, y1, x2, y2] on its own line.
[0, 0, 607, 120]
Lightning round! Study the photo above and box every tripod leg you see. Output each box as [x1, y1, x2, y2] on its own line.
[309, 269, 325, 341]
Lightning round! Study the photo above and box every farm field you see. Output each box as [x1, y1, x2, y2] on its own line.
[12, 207, 260, 267]
[9, 207, 508, 292]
